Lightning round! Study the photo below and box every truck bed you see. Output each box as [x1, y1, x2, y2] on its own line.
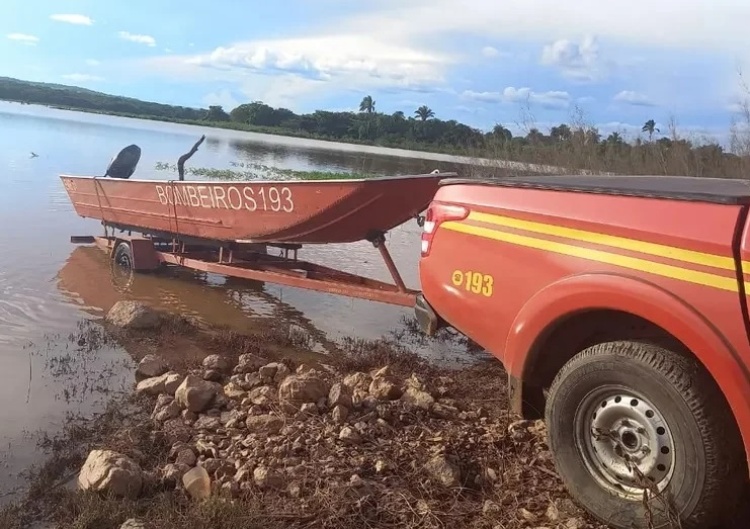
[441, 174, 750, 205]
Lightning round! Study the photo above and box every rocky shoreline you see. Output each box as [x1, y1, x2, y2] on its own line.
[3, 301, 603, 529]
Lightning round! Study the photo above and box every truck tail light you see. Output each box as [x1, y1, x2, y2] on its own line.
[420, 202, 469, 257]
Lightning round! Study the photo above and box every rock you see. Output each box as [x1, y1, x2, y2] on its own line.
[220, 409, 242, 425]
[339, 426, 361, 445]
[295, 364, 315, 375]
[151, 395, 180, 423]
[202, 354, 231, 373]
[136, 354, 168, 378]
[424, 454, 461, 488]
[164, 372, 183, 395]
[183, 466, 211, 501]
[175, 448, 197, 467]
[374, 460, 387, 473]
[369, 377, 402, 400]
[120, 520, 146, 529]
[253, 466, 283, 489]
[135, 373, 171, 396]
[400, 387, 435, 410]
[273, 363, 291, 383]
[193, 415, 221, 431]
[298, 403, 318, 418]
[175, 374, 216, 413]
[287, 481, 302, 498]
[203, 370, 223, 382]
[223, 381, 245, 399]
[161, 463, 190, 487]
[234, 353, 265, 374]
[565, 518, 586, 529]
[181, 410, 197, 423]
[331, 404, 349, 424]
[546, 502, 560, 521]
[163, 418, 192, 443]
[259, 363, 278, 382]
[248, 386, 274, 406]
[246, 414, 284, 434]
[201, 458, 235, 480]
[405, 373, 428, 391]
[106, 300, 162, 330]
[342, 372, 371, 392]
[78, 449, 143, 499]
[371, 366, 393, 379]
[278, 374, 328, 409]
[242, 373, 263, 390]
[431, 403, 459, 419]
[328, 383, 353, 409]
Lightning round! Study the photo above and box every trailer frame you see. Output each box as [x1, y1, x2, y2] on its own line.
[71, 222, 419, 307]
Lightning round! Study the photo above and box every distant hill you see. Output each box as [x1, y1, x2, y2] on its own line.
[0, 76, 206, 121]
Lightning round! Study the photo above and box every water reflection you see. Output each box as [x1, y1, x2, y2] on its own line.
[55, 246, 339, 355]
[227, 138, 463, 176]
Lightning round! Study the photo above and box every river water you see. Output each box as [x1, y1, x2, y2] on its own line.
[0, 102, 494, 500]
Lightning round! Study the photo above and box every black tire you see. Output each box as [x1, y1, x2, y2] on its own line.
[545, 340, 746, 529]
[113, 241, 133, 269]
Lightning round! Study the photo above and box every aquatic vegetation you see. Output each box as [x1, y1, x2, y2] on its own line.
[154, 161, 377, 181]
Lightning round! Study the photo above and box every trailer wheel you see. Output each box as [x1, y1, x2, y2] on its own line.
[545, 340, 745, 529]
[113, 241, 133, 270]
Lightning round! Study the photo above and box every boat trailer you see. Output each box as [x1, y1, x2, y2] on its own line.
[71, 223, 419, 307]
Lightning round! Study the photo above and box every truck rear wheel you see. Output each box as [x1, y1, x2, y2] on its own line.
[545, 340, 745, 529]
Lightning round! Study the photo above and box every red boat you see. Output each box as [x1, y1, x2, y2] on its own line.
[62, 142, 456, 307]
[60, 171, 452, 244]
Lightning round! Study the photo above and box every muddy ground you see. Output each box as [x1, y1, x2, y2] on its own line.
[0, 302, 741, 529]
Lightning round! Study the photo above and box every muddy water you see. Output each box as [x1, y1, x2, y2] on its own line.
[0, 102, 485, 500]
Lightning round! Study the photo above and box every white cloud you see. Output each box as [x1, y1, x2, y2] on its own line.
[481, 46, 500, 58]
[50, 14, 93, 26]
[541, 36, 601, 81]
[613, 90, 656, 107]
[462, 87, 571, 109]
[6, 33, 39, 45]
[118, 31, 156, 47]
[343, 0, 749, 55]
[62, 73, 104, 82]
[85, 59, 100, 67]
[202, 89, 239, 110]
[184, 35, 451, 87]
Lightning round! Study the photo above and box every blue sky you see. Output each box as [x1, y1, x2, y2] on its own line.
[1, 0, 748, 143]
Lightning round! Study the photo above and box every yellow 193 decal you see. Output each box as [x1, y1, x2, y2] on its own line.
[451, 270, 494, 297]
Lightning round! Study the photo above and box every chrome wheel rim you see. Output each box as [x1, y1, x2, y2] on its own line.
[574, 385, 676, 498]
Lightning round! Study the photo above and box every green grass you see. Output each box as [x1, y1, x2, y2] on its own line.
[154, 161, 378, 181]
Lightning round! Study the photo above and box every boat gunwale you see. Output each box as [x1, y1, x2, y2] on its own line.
[59, 171, 458, 186]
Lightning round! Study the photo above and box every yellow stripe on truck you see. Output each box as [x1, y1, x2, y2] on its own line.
[441, 220, 744, 293]
[468, 211, 740, 272]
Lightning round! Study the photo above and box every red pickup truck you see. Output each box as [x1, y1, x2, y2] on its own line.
[415, 174, 750, 529]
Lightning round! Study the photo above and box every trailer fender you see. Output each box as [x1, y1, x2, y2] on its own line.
[504, 272, 750, 463]
[111, 237, 160, 272]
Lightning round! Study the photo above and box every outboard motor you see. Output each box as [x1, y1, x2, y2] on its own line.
[105, 144, 141, 179]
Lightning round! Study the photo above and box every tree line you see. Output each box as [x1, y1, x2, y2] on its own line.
[1, 76, 747, 178]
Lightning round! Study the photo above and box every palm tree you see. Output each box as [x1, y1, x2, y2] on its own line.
[414, 105, 435, 121]
[359, 95, 375, 113]
[642, 119, 659, 142]
[606, 132, 625, 148]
